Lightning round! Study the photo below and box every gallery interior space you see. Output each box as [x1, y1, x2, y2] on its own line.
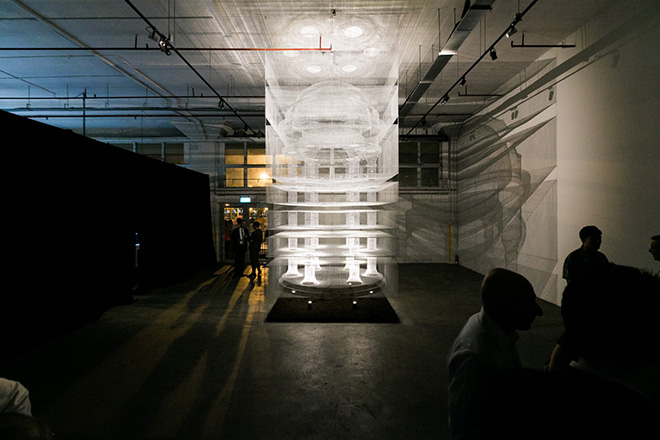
[1, 0, 659, 438]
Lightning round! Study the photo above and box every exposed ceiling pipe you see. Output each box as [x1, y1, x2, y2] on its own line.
[0, 95, 265, 101]
[123, 0, 261, 137]
[407, 0, 539, 135]
[399, 0, 496, 118]
[463, 0, 660, 133]
[0, 43, 333, 53]
[18, 113, 264, 119]
[8, 0, 175, 99]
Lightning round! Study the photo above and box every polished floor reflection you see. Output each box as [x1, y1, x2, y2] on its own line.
[0, 264, 562, 439]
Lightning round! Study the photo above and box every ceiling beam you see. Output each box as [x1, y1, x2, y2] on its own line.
[399, 0, 496, 118]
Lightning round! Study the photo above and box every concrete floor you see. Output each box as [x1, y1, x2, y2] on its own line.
[0, 263, 563, 439]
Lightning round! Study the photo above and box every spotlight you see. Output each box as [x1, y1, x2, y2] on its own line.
[548, 86, 554, 101]
[218, 100, 225, 109]
[459, 77, 466, 87]
[441, 95, 450, 104]
[489, 49, 497, 61]
[421, 117, 427, 126]
[506, 25, 517, 38]
[158, 37, 171, 56]
[147, 27, 158, 42]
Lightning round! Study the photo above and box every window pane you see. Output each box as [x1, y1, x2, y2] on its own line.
[399, 142, 418, 165]
[226, 168, 244, 187]
[421, 168, 439, 187]
[110, 143, 133, 153]
[225, 145, 244, 165]
[247, 168, 272, 187]
[399, 168, 417, 187]
[247, 144, 267, 165]
[420, 141, 440, 164]
[164, 143, 184, 164]
[136, 142, 161, 161]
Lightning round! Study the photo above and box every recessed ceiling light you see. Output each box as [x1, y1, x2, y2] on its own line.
[344, 25, 363, 38]
[341, 64, 358, 73]
[300, 26, 319, 38]
[363, 47, 379, 57]
[305, 65, 322, 74]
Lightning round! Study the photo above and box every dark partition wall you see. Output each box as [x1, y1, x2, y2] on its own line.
[0, 111, 216, 360]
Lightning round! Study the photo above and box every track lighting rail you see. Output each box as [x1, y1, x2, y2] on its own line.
[122, 0, 261, 137]
[406, 0, 540, 135]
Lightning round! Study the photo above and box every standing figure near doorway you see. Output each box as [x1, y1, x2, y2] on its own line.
[248, 221, 263, 279]
[231, 218, 248, 277]
[224, 219, 233, 261]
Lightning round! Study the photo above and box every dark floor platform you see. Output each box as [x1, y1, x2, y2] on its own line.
[266, 296, 400, 323]
[0, 264, 563, 440]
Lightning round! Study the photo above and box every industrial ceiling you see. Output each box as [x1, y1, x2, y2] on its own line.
[0, 0, 619, 140]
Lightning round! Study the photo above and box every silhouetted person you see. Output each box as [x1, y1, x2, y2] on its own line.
[248, 221, 263, 279]
[224, 219, 233, 261]
[486, 265, 660, 439]
[231, 218, 248, 277]
[447, 268, 543, 440]
[0, 413, 52, 440]
[550, 225, 610, 371]
[562, 225, 609, 283]
[650, 235, 660, 262]
[0, 378, 31, 416]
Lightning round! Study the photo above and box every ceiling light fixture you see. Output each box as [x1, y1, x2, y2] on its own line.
[158, 36, 171, 55]
[506, 25, 517, 38]
[344, 26, 363, 38]
[459, 77, 466, 87]
[124, 0, 259, 137]
[406, 0, 542, 136]
[341, 64, 358, 73]
[305, 65, 322, 74]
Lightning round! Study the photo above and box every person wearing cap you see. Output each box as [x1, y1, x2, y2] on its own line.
[447, 268, 543, 440]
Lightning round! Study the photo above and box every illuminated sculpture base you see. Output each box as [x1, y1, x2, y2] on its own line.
[279, 266, 385, 298]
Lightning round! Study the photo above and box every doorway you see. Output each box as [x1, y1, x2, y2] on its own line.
[223, 205, 269, 261]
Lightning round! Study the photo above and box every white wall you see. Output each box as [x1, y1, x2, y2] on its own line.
[556, 5, 660, 301]
[452, 2, 660, 304]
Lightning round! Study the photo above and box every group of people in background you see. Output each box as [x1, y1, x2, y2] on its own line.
[230, 218, 263, 279]
[448, 227, 660, 439]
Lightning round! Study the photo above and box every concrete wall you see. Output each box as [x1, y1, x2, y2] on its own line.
[556, 3, 660, 301]
[456, 1, 660, 304]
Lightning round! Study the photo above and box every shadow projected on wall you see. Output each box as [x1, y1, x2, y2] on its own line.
[455, 99, 558, 300]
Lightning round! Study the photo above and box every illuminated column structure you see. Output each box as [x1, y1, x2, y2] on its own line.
[265, 19, 398, 296]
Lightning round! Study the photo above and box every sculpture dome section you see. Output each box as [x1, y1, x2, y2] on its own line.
[280, 81, 382, 154]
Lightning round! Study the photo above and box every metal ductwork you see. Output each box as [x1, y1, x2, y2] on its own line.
[399, 0, 496, 118]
